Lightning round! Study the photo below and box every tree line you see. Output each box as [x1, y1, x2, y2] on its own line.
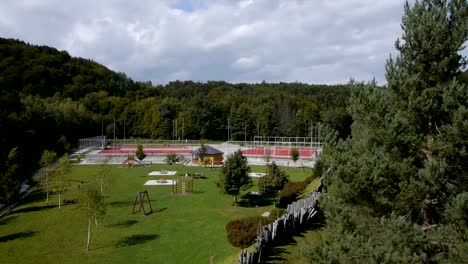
[0, 36, 352, 182]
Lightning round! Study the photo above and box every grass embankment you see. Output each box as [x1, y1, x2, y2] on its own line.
[0, 164, 311, 264]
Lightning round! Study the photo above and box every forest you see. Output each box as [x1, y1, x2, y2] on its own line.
[0, 36, 351, 180]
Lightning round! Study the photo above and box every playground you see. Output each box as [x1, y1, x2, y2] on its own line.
[0, 164, 315, 264]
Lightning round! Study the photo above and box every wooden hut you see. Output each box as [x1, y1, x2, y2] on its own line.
[192, 145, 224, 166]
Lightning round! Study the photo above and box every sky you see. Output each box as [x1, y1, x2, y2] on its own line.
[0, 0, 410, 85]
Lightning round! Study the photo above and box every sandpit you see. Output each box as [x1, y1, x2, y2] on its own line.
[248, 172, 266, 178]
[144, 180, 175, 186]
[148, 170, 177, 176]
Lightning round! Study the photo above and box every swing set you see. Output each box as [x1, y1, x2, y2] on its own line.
[132, 190, 153, 215]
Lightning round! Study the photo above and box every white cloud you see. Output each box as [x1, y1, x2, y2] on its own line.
[233, 56, 260, 69]
[0, 0, 416, 85]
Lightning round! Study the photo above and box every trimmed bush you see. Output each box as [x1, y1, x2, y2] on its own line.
[226, 216, 262, 248]
[225, 209, 287, 248]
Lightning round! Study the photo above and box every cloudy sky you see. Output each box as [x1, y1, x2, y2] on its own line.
[0, 0, 411, 85]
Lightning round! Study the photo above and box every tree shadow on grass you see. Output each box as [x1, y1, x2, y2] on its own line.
[237, 193, 275, 208]
[154, 207, 167, 213]
[15, 191, 46, 206]
[115, 234, 158, 247]
[13, 205, 55, 214]
[0, 231, 37, 242]
[106, 220, 138, 228]
[0, 215, 17, 226]
[107, 201, 132, 207]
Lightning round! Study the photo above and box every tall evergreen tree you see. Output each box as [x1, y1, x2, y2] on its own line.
[304, 1, 468, 262]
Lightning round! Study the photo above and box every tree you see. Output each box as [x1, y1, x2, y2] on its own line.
[96, 159, 111, 194]
[196, 143, 209, 167]
[39, 150, 56, 205]
[218, 150, 252, 205]
[77, 185, 106, 251]
[305, 1, 468, 262]
[0, 148, 22, 213]
[52, 154, 70, 211]
[290, 147, 299, 164]
[135, 144, 146, 161]
[165, 153, 181, 165]
[263, 149, 271, 165]
[258, 162, 289, 205]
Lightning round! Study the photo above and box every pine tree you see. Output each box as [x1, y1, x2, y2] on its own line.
[304, 1, 468, 262]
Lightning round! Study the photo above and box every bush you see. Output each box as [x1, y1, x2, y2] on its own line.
[225, 209, 287, 248]
[278, 178, 311, 207]
[226, 216, 262, 248]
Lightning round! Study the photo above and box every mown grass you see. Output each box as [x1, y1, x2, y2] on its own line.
[0, 164, 313, 264]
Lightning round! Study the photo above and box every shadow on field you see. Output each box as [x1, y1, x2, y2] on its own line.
[15, 191, 46, 206]
[13, 205, 55, 214]
[262, 209, 326, 264]
[237, 193, 274, 208]
[154, 207, 167, 213]
[0, 215, 17, 226]
[107, 201, 132, 207]
[115, 234, 158, 247]
[0, 231, 37, 242]
[106, 220, 138, 228]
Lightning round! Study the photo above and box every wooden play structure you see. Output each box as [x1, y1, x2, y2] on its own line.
[172, 177, 193, 195]
[132, 191, 153, 215]
[122, 156, 143, 167]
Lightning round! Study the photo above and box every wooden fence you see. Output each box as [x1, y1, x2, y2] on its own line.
[237, 191, 321, 264]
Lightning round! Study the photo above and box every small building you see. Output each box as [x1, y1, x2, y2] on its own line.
[192, 146, 224, 166]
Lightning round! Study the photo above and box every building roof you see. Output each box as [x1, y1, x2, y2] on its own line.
[193, 145, 223, 155]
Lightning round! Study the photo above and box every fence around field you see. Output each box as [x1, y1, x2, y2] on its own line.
[237, 191, 321, 264]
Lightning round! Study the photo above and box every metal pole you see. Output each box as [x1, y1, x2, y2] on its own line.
[113, 116, 116, 142]
[227, 118, 230, 142]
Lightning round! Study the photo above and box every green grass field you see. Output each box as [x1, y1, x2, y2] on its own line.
[0, 164, 312, 264]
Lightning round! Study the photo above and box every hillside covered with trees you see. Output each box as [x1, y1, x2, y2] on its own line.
[0, 37, 351, 180]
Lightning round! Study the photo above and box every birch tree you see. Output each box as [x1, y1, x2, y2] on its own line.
[78, 186, 106, 251]
[39, 150, 56, 205]
[96, 159, 111, 194]
[52, 154, 70, 211]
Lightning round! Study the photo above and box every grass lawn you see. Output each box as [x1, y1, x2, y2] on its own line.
[0, 164, 313, 264]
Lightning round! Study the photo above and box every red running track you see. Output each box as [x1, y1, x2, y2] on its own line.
[99, 147, 192, 155]
[242, 147, 315, 158]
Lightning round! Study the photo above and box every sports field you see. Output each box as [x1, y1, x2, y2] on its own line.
[0, 164, 312, 264]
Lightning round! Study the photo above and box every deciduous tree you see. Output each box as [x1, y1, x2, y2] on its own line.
[52, 154, 70, 211]
[0, 148, 22, 213]
[39, 150, 56, 205]
[258, 162, 289, 205]
[135, 144, 146, 161]
[218, 150, 252, 205]
[78, 185, 106, 251]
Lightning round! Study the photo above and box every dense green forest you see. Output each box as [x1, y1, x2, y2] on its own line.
[0, 37, 351, 180]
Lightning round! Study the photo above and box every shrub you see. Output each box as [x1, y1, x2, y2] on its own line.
[225, 209, 287, 248]
[278, 178, 311, 207]
[226, 216, 262, 248]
